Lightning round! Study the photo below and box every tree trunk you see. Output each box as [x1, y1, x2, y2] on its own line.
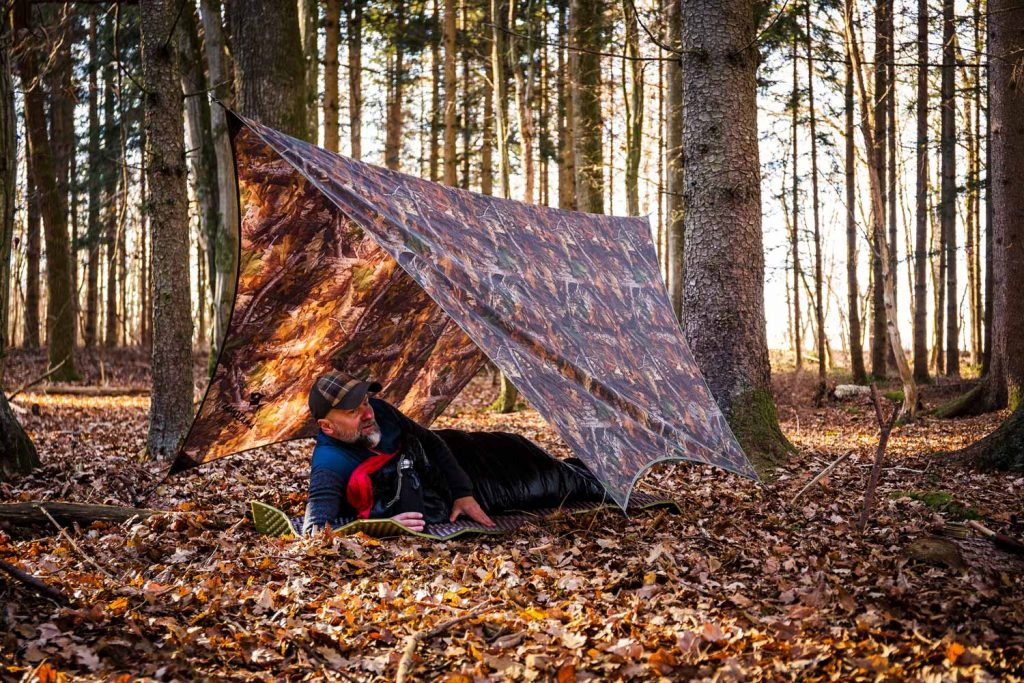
[622, 0, 642, 217]
[844, 7, 867, 384]
[957, 402, 1024, 471]
[680, 0, 793, 472]
[481, 9, 493, 196]
[491, 0, 510, 199]
[23, 142, 40, 349]
[228, 0, 309, 141]
[870, 0, 888, 380]
[509, 0, 536, 204]
[982, 52, 993, 376]
[789, 37, 802, 372]
[298, 0, 319, 144]
[458, 8, 471, 190]
[844, 0, 918, 419]
[805, 2, 825, 398]
[665, 0, 683, 320]
[323, 0, 340, 151]
[383, 0, 406, 170]
[442, 0, 457, 185]
[941, 0, 959, 376]
[178, 1, 220, 347]
[84, 14, 100, 349]
[568, 0, 603, 214]
[199, 0, 237, 370]
[103, 56, 119, 349]
[346, 0, 362, 159]
[913, 0, 930, 383]
[556, 0, 573, 210]
[141, 0, 193, 460]
[1, 7, 38, 479]
[14, 7, 78, 381]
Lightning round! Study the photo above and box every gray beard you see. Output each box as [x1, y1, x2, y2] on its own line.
[354, 423, 382, 448]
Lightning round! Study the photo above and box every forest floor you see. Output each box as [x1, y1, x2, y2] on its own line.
[1, 348, 1022, 682]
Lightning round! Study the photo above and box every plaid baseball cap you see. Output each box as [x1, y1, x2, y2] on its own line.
[308, 371, 382, 420]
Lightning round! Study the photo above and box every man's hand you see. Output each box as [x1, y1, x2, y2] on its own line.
[390, 511, 425, 532]
[450, 496, 495, 527]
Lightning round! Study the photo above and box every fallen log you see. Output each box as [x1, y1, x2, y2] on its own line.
[0, 502, 156, 529]
[0, 558, 70, 605]
[20, 384, 150, 397]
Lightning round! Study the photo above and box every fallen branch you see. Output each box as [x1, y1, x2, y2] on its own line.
[0, 502, 156, 529]
[5, 358, 66, 402]
[791, 451, 854, 505]
[0, 557, 70, 605]
[37, 505, 115, 580]
[857, 385, 900, 533]
[395, 600, 497, 683]
[21, 384, 150, 397]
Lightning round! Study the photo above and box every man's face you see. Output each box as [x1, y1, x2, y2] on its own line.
[318, 396, 381, 447]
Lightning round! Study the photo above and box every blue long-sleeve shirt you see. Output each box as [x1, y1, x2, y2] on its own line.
[301, 398, 474, 534]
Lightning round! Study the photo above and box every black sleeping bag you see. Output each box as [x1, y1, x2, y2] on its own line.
[433, 429, 608, 513]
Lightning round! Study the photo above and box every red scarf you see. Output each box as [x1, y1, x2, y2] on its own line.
[346, 446, 399, 519]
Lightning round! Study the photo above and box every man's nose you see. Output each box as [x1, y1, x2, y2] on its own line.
[360, 403, 374, 419]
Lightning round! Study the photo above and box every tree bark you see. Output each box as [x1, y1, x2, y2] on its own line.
[0, 502, 155, 528]
[141, 0, 193, 460]
[913, 0, 929, 383]
[199, 0, 237, 369]
[568, 0, 603, 214]
[84, 13, 100, 349]
[442, 0, 457, 185]
[103, 54, 119, 348]
[509, 0, 536, 203]
[680, 0, 793, 472]
[299, 0, 319, 144]
[805, 1, 825, 398]
[556, 0, 573, 209]
[491, 0, 510, 198]
[622, 0, 642, 217]
[1, 7, 38, 480]
[346, 0, 362, 159]
[665, 0, 683, 320]
[384, 0, 406, 170]
[844, 3, 867, 384]
[789, 36, 802, 372]
[228, 0, 309, 141]
[323, 0, 340, 151]
[941, 0, 959, 376]
[23, 140, 40, 349]
[14, 7, 78, 381]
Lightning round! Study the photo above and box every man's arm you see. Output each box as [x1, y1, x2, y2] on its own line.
[302, 466, 347, 535]
[394, 411, 474, 498]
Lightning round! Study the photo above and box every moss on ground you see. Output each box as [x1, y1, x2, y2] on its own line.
[890, 489, 982, 520]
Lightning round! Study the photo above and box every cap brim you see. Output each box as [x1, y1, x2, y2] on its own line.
[335, 380, 383, 410]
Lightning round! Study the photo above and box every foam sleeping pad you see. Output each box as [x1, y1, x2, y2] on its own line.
[434, 429, 609, 513]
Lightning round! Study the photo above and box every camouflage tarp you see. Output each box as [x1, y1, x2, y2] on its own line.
[171, 109, 757, 508]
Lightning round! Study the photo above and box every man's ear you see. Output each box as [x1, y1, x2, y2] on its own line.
[317, 418, 333, 435]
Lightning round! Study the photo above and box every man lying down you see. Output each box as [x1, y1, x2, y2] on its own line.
[302, 370, 606, 534]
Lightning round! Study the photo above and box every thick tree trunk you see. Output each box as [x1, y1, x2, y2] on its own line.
[913, 0, 930, 383]
[1, 9, 37, 479]
[323, 0, 340, 152]
[442, 0, 457, 185]
[665, 0, 683, 320]
[141, 0, 193, 460]
[383, 0, 406, 171]
[941, 0, 959, 376]
[957, 402, 1024, 471]
[844, 10, 867, 385]
[568, 0, 603, 214]
[228, 0, 309, 141]
[680, 0, 793, 472]
[199, 0, 237, 369]
[14, 8, 78, 381]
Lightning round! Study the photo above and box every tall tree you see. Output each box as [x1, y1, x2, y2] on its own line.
[509, 0, 537, 203]
[84, 12, 100, 348]
[555, 0, 573, 209]
[199, 0, 237, 368]
[22, 142, 39, 349]
[845, 0, 866, 384]
[102, 51, 119, 348]
[680, 0, 793, 471]
[665, 0, 683, 319]
[1, 4, 38, 479]
[141, 0, 193, 459]
[568, 0, 603, 214]
[845, 0, 918, 419]
[229, 0, 309, 141]
[442, 0, 457, 184]
[870, 0, 889, 379]
[789, 35, 803, 371]
[13, 5, 78, 381]
[956, 0, 1024, 470]
[621, 0, 642, 216]
[323, 0, 341, 151]
[384, 0, 407, 170]
[941, 0, 959, 375]
[912, 0, 929, 382]
[805, 0, 825, 398]
[298, 0, 319, 144]
[346, 0, 363, 159]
